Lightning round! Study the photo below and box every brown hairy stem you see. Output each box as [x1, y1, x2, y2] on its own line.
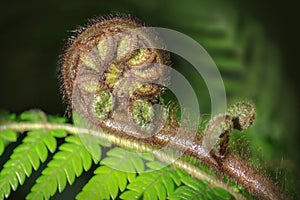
[221, 154, 287, 200]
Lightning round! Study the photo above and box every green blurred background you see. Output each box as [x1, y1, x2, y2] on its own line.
[0, 0, 299, 198]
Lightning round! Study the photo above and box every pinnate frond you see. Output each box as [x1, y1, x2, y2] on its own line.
[0, 129, 59, 200]
[26, 135, 96, 200]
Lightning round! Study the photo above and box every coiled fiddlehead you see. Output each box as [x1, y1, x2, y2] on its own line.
[61, 16, 170, 135]
[59, 15, 287, 200]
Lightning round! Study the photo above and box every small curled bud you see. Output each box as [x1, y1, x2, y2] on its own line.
[202, 114, 233, 156]
[227, 101, 255, 131]
[202, 101, 256, 157]
[92, 91, 114, 120]
[130, 99, 154, 131]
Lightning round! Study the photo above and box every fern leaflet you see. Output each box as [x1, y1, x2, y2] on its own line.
[76, 147, 149, 200]
[0, 129, 18, 156]
[120, 161, 183, 200]
[26, 135, 96, 200]
[168, 176, 233, 200]
[76, 166, 129, 200]
[0, 130, 58, 200]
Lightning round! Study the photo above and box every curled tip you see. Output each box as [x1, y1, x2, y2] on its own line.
[227, 101, 255, 131]
[202, 114, 233, 156]
[60, 15, 171, 133]
[200, 101, 256, 157]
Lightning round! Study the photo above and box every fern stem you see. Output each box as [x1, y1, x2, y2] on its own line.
[0, 122, 284, 200]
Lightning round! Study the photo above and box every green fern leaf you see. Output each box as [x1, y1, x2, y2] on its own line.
[19, 110, 48, 122]
[0, 111, 19, 157]
[49, 129, 68, 138]
[79, 135, 103, 164]
[0, 130, 56, 199]
[26, 135, 95, 200]
[72, 111, 111, 163]
[168, 176, 233, 200]
[76, 147, 148, 200]
[120, 164, 182, 200]
[101, 147, 145, 173]
[0, 129, 18, 156]
[76, 166, 129, 200]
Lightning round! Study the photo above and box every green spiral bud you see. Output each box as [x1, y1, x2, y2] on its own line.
[131, 100, 154, 131]
[92, 91, 114, 120]
[227, 101, 255, 131]
[60, 15, 170, 130]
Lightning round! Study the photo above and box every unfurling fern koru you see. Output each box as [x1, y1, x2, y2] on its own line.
[0, 15, 288, 200]
[60, 16, 286, 200]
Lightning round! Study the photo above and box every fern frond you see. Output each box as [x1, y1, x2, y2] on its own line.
[0, 129, 58, 200]
[26, 135, 95, 200]
[76, 147, 148, 200]
[120, 161, 183, 200]
[101, 147, 146, 173]
[76, 166, 129, 200]
[168, 176, 233, 200]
